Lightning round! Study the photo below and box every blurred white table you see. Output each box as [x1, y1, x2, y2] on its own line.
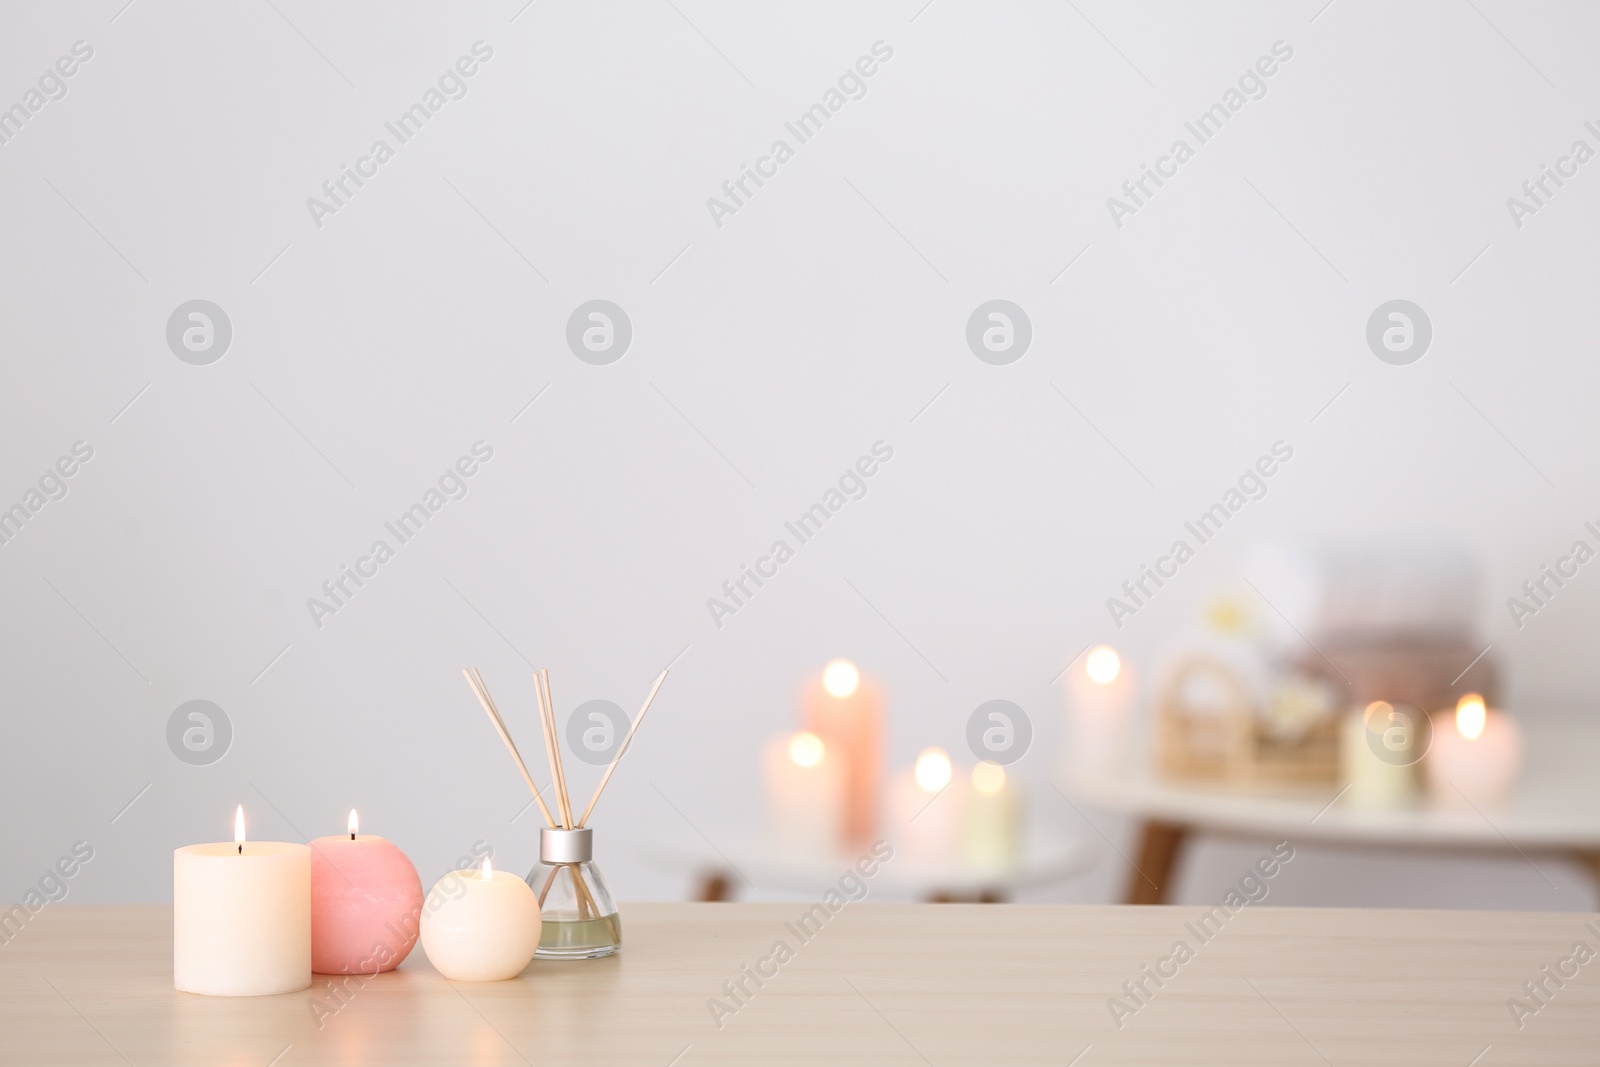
[645, 829, 1096, 903]
[1065, 717, 1600, 904]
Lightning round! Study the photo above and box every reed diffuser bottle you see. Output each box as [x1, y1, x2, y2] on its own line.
[527, 827, 619, 959]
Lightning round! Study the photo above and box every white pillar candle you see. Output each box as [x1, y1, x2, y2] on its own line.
[960, 761, 1024, 874]
[764, 732, 844, 859]
[1339, 702, 1419, 808]
[1424, 694, 1524, 807]
[887, 748, 962, 868]
[174, 806, 311, 996]
[1064, 645, 1135, 775]
[419, 858, 541, 981]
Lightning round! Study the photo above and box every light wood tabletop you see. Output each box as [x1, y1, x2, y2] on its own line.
[2, 903, 1596, 1065]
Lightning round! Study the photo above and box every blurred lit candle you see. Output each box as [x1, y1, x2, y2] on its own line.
[419, 857, 541, 981]
[1340, 701, 1420, 808]
[765, 732, 844, 858]
[1064, 645, 1135, 774]
[309, 810, 425, 976]
[174, 806, 311, 996]
[1425, 694, 1524, 807]
[802, 659, 882, 847]
[888, 748, 961, 867]
[961, 761, 1024, 874]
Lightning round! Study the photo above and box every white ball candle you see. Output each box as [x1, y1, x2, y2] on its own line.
[419, 858, 541, 981]
[1425, 694, 1524, 807]
[764, 731, 844, 858]
[174, 806, 311, 996]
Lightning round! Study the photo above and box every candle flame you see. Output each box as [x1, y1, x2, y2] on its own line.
[234, 805, 245, 852]
[972, 760, 1006, 796]
[788, 731, 826, 769]
[822, 659, 860, 699]
[1456, 693, 1487, 741]
[1086, 646, 1121, 686]
[914, 747, 952, 793]
[348, 809, 359, 836]
[481, 856, 492, 880]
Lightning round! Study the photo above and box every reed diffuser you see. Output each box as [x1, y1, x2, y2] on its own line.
[462, 666, 666, 959]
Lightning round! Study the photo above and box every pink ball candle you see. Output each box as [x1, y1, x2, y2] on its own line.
[310, 811, 424, 976]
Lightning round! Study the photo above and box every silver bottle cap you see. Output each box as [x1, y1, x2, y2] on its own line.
[540, 826, 593, 864]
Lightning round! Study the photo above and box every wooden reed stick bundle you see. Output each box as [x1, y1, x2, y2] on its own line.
[462, 668, 556, 829]
[535, 669, 574, 829]
[535, 668, 600, 921]
[536, 670, 584, 916]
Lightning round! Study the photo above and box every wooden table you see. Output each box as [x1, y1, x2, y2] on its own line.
[3, 904, 1597, 1065]
[1067, 718, 1600, 906]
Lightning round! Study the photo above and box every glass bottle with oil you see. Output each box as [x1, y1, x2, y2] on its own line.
[525, 827, 620, 959]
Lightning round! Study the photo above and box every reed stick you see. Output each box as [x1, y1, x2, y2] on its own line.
[574, 872, 596, 921]
[534, 668, 574, 829]
[542, 668, 576, 829]
[536, 863, 587, 919]
[578, 668, 668, 827]
[537, 865, 559, 907]
[462, 668, 556, 829]
[538, 862, 609, 927]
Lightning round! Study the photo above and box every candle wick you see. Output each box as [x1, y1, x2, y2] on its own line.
[350, 832, 356, 841]
[237, 843, 242, 855]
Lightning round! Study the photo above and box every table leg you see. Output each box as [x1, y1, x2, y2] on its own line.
[1124, 820, 1188, 905]
[694, 872, 733, 902]
[1574, 851, 1600, 908]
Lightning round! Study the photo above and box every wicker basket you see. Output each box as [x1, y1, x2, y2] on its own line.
[1155, 654, 1340, 786]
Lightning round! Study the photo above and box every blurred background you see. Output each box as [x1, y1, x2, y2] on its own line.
[3, 0, 1599, 913]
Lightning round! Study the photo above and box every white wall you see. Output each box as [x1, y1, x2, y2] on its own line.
[3, 0, 1598, 910]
